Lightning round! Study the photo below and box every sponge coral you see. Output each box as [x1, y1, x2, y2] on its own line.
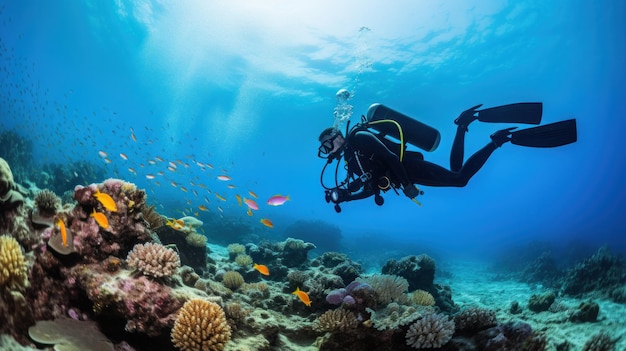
[0, 235, 27, 289]
[171, 299, 231, 351]
[405, 313, 455, 349]
[127, 242, 180, 278]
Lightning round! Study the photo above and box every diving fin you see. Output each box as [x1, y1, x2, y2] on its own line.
[478, 102, 543, 125]
[511, 119, 577, 148]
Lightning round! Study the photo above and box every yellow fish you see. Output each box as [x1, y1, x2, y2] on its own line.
[260, 218, 273, 228]
[292, 287, 311, 307]
[235, 194, 242, 206]
[91, 209, 109, 229]
[253, 263, 270, 276]
[55, 218, 69, 247]
[93, 190, 117, 212]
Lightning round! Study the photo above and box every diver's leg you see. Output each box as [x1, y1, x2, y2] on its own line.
[450, 126, 466, 172]
[451, 104, 482, 172]
[406, 142, 498, 187]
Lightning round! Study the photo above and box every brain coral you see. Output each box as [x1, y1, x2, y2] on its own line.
[126, 242, 180, 278]
[171, 299, 231, 351]
[0, 235, 27, 289]
[406, 313, 455, 349]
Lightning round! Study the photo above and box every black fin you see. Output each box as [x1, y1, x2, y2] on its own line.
[478, 103, 543, 125]
[511, 119, 577, 147]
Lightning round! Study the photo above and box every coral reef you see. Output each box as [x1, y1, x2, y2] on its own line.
[582, 331, 618, 351]
[382, 254, 435, 291]
[528, 291, 556, 312]
[280, 237, 316, 267]
[410, 289, 435, 306]
[126, 242, 181, 279]
[405, 312, 455, 349]
[569, 300, 599, 322]
[171, 299, 231, 351]
[358, 274, 409, 305]
[222, 271, 245, 290]
[155, 225, 207, 273]
[561, 246, 625, 296]
[366, 302, 423, 331]
[521, 251, 562, 288]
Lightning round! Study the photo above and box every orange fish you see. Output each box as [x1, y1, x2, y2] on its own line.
[93, 190, 117, 212]
[198, 205, 208, 211]
[91, 209, 109, 229]
[292, 287, 311, 307]
[260, 218, 273, 228]
[166, 219, 185, 231]
[253, 263, 270, 276]
[217, 175, 231, 181]
[55, 218, 69, 247]
[243, 198, 258, 210]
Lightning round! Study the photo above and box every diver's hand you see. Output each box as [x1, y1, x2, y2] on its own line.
[402, 184, 420, 199]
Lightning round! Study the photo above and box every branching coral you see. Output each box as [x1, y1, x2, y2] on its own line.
[0, 235, 27, 289]
[126, 242, 180, 278]
[406, 313, 455, 349]
[314, 308, 359, 333]
[171, 299, 231, 351]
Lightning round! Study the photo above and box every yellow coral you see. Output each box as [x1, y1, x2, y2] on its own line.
[222, 271, 244, 290]
[0, 235, 27, 289]
[411, 289, 435, 306]
[234, 254, 253, 267]
[171, 299, 231, 351]
[185, 233, 207, 247]
[227, 243, 245, 255]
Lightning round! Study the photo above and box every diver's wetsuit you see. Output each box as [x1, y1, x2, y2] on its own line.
[343, 127, 497, 198]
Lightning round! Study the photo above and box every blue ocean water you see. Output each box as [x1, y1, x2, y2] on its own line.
[1, 0, 624, 266]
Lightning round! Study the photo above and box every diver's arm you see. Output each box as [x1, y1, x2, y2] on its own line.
[351, 131, 412, 185]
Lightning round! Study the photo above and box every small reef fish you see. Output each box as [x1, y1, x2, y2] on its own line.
[215, 193, 226, 202]
[166, 219, 185, 231]
[267, 195, 290, 206]
[120, 153, 128, 160]
[260, 218, 273, 228]
[91, 209, 109, 229]
[148, 160, 156, 165]
[93, 190, 117, 212]
[170, 181, 177, 187]
[104, 158, 111, 164]
[55, 218, 68, 247]
[155, 156, 164, 162]
[227, 184, 236, 189]
[146, 174, 155, 179]
[128, 167, 136, 174]
[243, 198, 259, 210]
[217, 175, 231, 181]
[248, 190, 258, 198]
[253, 263, 269, 276]
[180, 186, 188, 193]
[247, 208, 253, 216]
[167, 166, 177, 172]
[131, 133, 137, 142]
[198, 205, 208, 211]
[169, 161, 177, 168]
[292, 287, 311, 307]
[235, 194, 242, 206]
[98, 150, 108, 158]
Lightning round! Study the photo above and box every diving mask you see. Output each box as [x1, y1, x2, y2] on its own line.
[318, 133, 340, 158]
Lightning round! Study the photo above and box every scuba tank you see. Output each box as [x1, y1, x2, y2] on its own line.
[366, 103, 440, 152]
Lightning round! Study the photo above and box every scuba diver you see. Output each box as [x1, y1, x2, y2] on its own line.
[318, 102, 577, 212]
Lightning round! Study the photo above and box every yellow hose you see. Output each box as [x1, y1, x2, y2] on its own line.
[367, 119, 405, 161]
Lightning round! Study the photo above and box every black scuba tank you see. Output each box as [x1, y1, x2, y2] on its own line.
[366, 103, 441, 152]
